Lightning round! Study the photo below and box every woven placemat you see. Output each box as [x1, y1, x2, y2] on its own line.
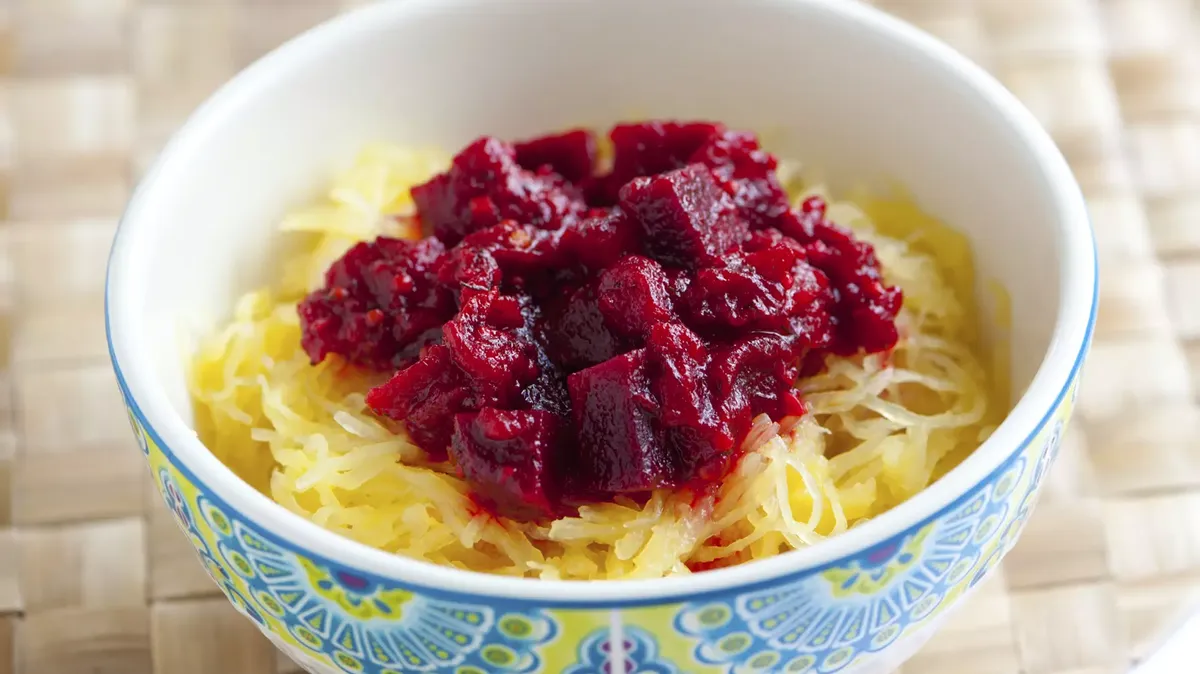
[0, 0, 1192, 672]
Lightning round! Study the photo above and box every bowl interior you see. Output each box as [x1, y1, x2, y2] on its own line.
[108, 0, 1089, 597]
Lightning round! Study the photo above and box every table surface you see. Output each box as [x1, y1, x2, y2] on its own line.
[0, 0, 1196, 672]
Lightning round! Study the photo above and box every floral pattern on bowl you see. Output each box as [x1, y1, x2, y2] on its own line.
[118, 366, 1077, 674]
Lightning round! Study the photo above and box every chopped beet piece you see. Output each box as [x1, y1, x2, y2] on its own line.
[302, 121, 905, 518]
[436, 246, 501, 303]
[411, 137, 586, 245]
[609, 121, 724, 182]
[744, 226, 806, 254]
[514, 129, 597, 183]
[442, 291, 540, 408]
[691, 129, 777, 180]
[690, 129, 790, 229]
[520, 366, 571, 417]
[566, 350, 675, 496]
[298, 237, 454, 369]
[557, 208, 642, 271]
[644, 323, 724, 435]
[596, 255, 675, 338]
[619, 164, 749, 269]
[775, 195, 826, 243]
[664, 425, 731, 484]
[710, 333, 807, 441]
[586, 122, 725, 206]
[458, 219, 564, 273]
[365, 345, 471, 461]
[644, 322, 734, 480]
[518, 304, 574, 417]
[540, 283, 626, 372]
[441, 220, 569, 302]
[298, 289, 395, 369]
[664, 267, 692, 302]
[450, 408, 562, 521]
[683, 240, 832, 338]
[780, 196, 902, 354]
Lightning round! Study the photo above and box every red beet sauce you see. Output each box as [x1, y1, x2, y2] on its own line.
[298, 121, 901, 521]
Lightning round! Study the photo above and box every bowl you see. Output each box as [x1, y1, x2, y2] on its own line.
[105, 0, 1097, 672]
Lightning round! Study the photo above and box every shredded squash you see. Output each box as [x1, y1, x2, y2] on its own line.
[188, 143, 1003, 579]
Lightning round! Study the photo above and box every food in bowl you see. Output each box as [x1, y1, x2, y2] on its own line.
[189, 120, 1002, 580]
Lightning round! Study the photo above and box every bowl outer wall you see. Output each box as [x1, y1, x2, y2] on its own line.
[105, 0, 1098, 607]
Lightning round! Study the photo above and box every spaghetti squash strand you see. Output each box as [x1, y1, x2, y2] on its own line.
[189, 143, 1001, 580]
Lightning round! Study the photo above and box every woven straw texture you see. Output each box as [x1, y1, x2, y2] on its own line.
[0, 0, 1191, 672]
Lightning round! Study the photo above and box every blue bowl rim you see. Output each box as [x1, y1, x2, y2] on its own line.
[110, 314, 1094, 610]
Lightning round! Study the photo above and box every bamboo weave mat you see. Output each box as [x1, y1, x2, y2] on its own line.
[0, 0, 1191, 672]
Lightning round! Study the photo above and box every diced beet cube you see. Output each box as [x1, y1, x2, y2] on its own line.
[682, 242, 830, 335]
[298, 237, 454, 369]
[664, 267, 692, 302]
[618, 164, 749, 269]
[690, 129, 777, 180]
[459, 219, 559, 262]
[650, 329, 735, 481]
[450, 408, 562, 521]
[690, 129, 790, 229]
[411, 137, 587, 246]
[411, 138, 513, 244]
[324, 237, 448, 312]
[581, 175, 622, 208]
[644, 323, 733, 480]
[425, 140, 531, 237]
[520, 367, 572, 417]
[298, 289, 399, 370]
[683, 257, 780, 332]
[824, 274, 901, 355]
[742, 242, 812, 285]
[663, 425, 732, 484]
[557, 208, 642, 270]
[775, 195, 827, 243]
[596, 255, 675, 338]
[436, 246, 502, 304]
[442, 291, 540, 408]
[644, 323, 724, 435]
[843, 292, 902, 353]
[411, 173, 455, 238]
[439, 220, 565, 303]
[366, 345, 472, 461]
[609, 121, 725, 181]
[782, 196, 902, 355]
[742, 227, 807, 255]
[513, 305, 573, 416]
[566, 350, 675, 496]
[585, 121, 725, 206]
[539, 283, 626, 372]
[709, 333, 806, 442]
[514, 129, 597, 183]
[481, 291, 527, 329]
[786, 293, 837, 352]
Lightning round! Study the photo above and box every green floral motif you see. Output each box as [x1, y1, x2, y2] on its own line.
[823, 524, 931, 597]
[334, 651, 364, 672]
[124, 358, 1081, 674]
[298, 557, 413, 620]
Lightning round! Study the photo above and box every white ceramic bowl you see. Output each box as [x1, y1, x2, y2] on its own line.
[106, 1, 1097, 672]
